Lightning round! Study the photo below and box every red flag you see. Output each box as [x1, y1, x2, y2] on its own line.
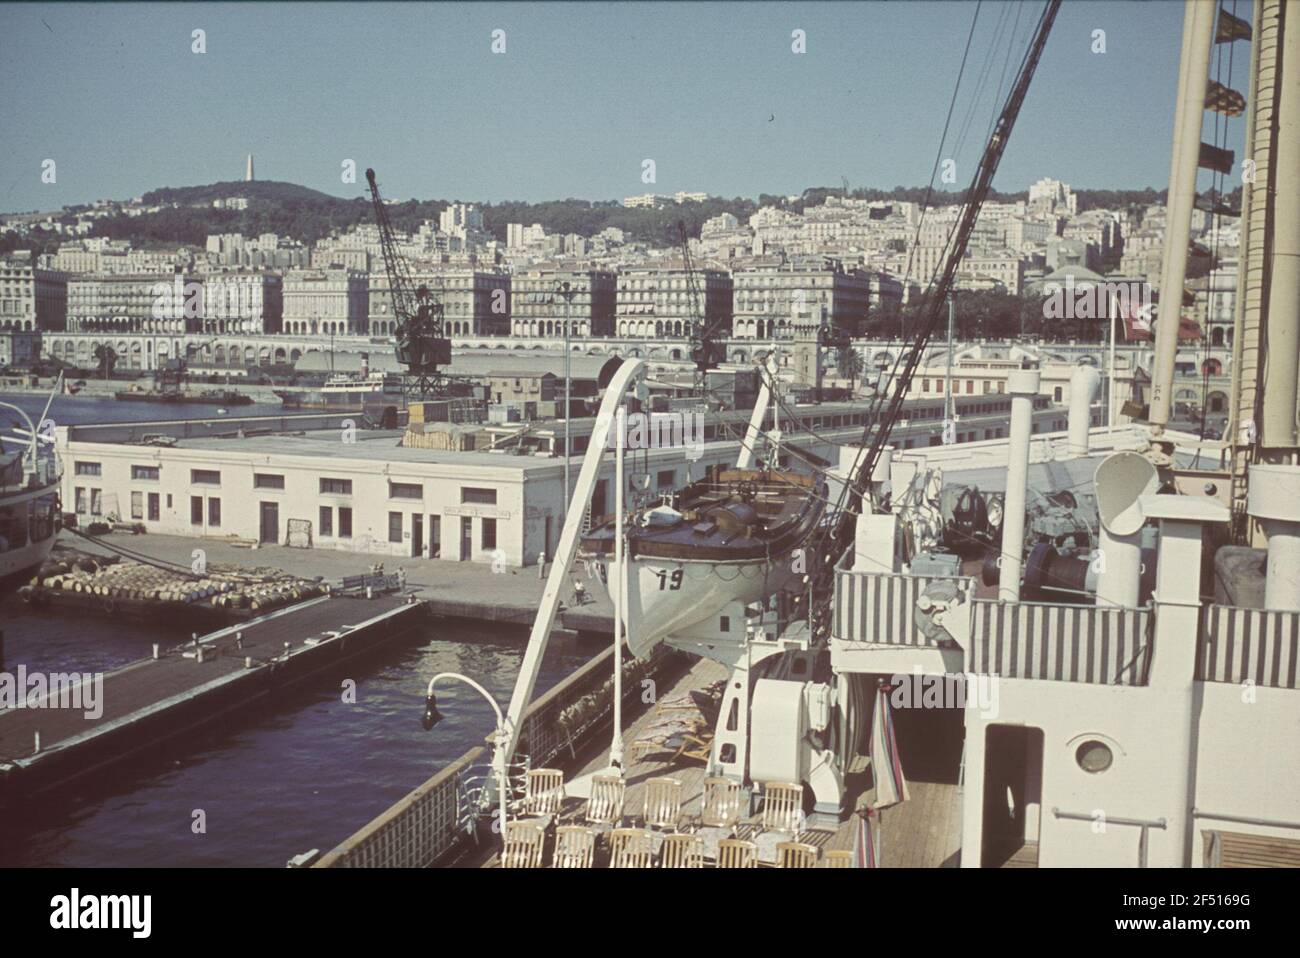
[1118, 300, 1153, 341]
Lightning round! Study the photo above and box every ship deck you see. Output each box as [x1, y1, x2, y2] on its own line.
[471, 655, 964, 868]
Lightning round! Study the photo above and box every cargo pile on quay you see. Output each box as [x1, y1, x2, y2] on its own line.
[18, 550, 328, 626]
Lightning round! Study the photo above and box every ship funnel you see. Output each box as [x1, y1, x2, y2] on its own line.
[1067, 365, 1101, 458]
[1094, 452, 1159, 606]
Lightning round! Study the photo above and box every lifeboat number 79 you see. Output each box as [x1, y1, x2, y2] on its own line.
[655, 568, 684, 591]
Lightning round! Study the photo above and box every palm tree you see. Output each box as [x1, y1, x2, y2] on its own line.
[837, 345, 864, 392]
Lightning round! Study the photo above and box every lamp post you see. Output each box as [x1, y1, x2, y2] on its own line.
[422, 671, 514, 846]
[555, 280, 577, 525]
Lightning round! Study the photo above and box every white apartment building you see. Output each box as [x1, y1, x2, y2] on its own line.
[510, 269, 617, 338]
[615, 264, 733, 339]
[67, 272, 203, 335]
[0, 251, 68, 331]
[282, 269, 369, 336]
[199, 271, 284, 335]
[731, 264, 873, 340]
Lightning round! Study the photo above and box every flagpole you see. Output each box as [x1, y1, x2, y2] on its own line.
[1108, 295, 1117, 429]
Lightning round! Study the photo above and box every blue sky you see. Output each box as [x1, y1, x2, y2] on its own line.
[0, 1, 1250, 212]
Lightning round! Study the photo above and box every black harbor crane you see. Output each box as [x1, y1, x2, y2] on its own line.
[679, 220, 727, 397]
[365, 167, 452, 399]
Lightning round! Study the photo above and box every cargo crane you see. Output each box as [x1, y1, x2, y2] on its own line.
[365, 168, 452, 398]
[804, 0, 1063, 639]
[679, 220, 726, 397]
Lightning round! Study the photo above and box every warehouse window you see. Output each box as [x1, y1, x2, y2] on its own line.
[319, 505, 333, 537]
[131, 465, 159, 481]
[74, 461, 101, 477]
[390, 481, 422, 500]
[461, 487, 497, 505]
[320, 477, 352, 495]
[191, 496, 203, 525]
[338, 507, 352, 538]
[388, 511, 403, 543]
[191, 469, 221, 485]
[482, 517, 497, 550]
[208, 497, 221, 528]
[254, 473, 285, 490]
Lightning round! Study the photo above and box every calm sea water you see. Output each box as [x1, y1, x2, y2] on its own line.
[0, 390, 287, 431]
[0, 600, 590, 867]
[0, 392, 592, 867]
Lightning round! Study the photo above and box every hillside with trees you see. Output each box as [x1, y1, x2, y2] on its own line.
[74, 180, 1230, 251]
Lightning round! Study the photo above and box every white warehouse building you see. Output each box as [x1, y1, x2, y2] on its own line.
[56, 417, 853, 567]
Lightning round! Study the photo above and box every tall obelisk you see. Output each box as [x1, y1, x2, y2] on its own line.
[246, 154, 254, 181]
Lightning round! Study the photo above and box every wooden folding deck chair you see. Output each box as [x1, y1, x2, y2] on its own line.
[716, 838, 758, 869]
[753, 781, 803, 865]
[642, 776, 684, 831]
[660, 833, 705, 868]
[776, 841, 820, 868]
[582, 774, 626, 835]
[694, 776, 744, 860]
[822, 849, 854, 868]
[517, 768, 565, 827]
[609, 827, 655, 868]
[501, 820, 546, 869]
[552, 825, 596, 868]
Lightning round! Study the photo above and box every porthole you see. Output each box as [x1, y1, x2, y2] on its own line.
[1075, 740, 1113, 773]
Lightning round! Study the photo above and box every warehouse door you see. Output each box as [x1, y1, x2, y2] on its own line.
[259, 501, 279, 544]
[411, 514, 423, 558]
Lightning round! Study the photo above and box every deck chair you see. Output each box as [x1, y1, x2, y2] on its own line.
[776, 841, 820, 868]
[609, 827, 655, 868]
[694, 776, 744, 860]
[582, 774, 626, 835]
[642, 776, 684, 831]
[660, 833, 705, 868]
[822, 849, 853, 868]
[501, 820, 546, 869]
[671, 730, 714, 765]
[716, 838, 758, 869]
[753, 781, 803, 865]
[517, 768, 565, 827]
[552, 825, 596, 868]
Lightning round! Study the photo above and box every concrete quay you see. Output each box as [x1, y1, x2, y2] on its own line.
[70, 531, 616, 634]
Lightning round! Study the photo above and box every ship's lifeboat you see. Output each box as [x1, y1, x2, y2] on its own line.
[579, 467, 826, 657]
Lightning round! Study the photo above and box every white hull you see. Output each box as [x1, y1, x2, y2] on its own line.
[0, 480, 60, 590]
[585, 554, 803, 658]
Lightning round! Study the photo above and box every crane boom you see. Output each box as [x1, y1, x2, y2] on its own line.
[808, 0, 1062, 636]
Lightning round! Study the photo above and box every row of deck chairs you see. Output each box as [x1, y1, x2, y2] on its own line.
[502, 768, 851, 868]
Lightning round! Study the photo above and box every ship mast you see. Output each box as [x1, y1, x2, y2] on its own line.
[1228, 0, 1300, 543]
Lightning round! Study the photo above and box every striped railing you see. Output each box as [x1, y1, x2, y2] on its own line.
[833, 568, 973, 646]
[1198, 605, 1300, 690]
[967, 599, 1153, 686]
